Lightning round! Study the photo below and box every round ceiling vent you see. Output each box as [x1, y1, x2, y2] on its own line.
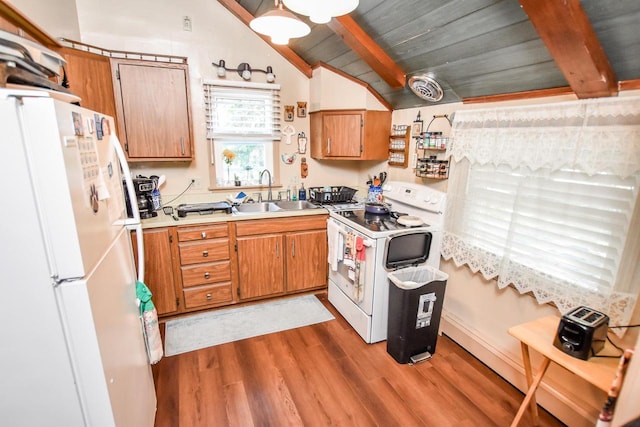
[408, 73, 443, 102]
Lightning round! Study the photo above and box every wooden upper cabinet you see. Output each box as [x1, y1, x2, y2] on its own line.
[111, 58, 193, 162]
[310, 109, 391, 160]
[58, 47, 117, 121]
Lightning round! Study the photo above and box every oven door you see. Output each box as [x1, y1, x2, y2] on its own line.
[383, 230, 433, 271]
[327, 218, 378, 315]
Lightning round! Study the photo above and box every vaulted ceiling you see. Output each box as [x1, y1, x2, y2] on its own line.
[219, 0, 640, 110]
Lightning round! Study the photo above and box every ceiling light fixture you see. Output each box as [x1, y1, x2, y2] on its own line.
[249, 0, 310, 45]
[282, 0, 359, 24]
[213, 60, 276, 83]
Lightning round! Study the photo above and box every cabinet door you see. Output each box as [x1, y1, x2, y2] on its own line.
[323, 112, 362, 157]
[286, 230, 328, 292]
[59, 47, 117, 121]
[237, 234, 285, 300]
[113, 59, 193, 161]
[132, 228, 179, 316]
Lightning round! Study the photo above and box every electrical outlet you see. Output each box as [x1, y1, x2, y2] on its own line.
[183, 16, 192, 32]
[190, 177, 201, 189]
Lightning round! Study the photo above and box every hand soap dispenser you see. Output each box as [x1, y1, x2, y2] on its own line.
[298, 183, 307, 201]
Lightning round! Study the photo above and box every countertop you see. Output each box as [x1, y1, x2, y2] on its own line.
[140, 206, 329, 229]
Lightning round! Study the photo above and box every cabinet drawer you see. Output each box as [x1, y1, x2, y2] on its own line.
[235, 215, 328, 236]
[177, 224, 228, 242]
[181, 261, 231, 288]
[179, 240, 229, 265]
[183, 283, 233, 308]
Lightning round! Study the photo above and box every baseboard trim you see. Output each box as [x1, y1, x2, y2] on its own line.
[440, 310, 598, 426]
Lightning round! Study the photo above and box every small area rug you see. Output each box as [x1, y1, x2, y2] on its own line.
[164, 295, 334, 356]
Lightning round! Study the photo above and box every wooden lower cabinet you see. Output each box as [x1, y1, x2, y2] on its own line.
[176, 224, 234, 311]
[286, 230, 328, 292]
[236, 234, 285, 300]
[137, 214, 328, 317]
[132, 228, 180, 316]
[235, 215, 328, 301]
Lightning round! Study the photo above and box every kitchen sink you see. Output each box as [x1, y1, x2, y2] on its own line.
[234, 202, 282, 213]
[273, 200, 319, 210]
[233, 200, 320, 214]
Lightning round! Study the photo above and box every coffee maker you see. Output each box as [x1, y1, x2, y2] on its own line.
[124, 177, 157, 219]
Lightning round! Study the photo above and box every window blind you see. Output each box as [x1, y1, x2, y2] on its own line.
[459, 164, 636, 293]
[204, 81, 280, 140]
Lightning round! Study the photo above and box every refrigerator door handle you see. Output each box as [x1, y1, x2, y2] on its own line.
[111, 135, 145, 283]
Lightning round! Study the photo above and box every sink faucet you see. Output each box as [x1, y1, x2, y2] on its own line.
[259, 169, 273, 201]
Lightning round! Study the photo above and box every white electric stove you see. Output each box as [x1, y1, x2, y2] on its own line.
[326, 181, 446, 343]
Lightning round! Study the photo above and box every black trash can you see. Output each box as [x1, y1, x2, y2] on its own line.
[386, 266, 448, 364]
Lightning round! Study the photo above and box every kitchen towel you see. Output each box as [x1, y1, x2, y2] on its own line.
[164, 295, 334, 356]
[327, 219, 341, 271]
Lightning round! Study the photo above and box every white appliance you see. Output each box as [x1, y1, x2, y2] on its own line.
[327, 181, 445, 343]
[0, 88, 156, 426]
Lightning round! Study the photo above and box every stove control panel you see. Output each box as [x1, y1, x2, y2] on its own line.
[383, 181, 445, 214]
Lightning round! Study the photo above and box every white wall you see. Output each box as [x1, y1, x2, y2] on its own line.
[309, 67, 387, 112]
[7, 0, 80, 39]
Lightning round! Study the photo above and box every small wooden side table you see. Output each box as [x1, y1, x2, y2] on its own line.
[508, 315, 618, 426]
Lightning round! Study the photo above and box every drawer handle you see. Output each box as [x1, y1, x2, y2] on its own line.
[201, 232, 207, 239]
[204, 272, 210, 279]
[203, 250, 209, 257]
[206, 293, 212, 300]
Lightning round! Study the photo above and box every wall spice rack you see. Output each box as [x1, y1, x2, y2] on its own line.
[414, 114, 451, 179]
[388, 124, 410, 167]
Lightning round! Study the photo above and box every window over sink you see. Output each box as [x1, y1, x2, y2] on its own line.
[204, 80, 280, 188]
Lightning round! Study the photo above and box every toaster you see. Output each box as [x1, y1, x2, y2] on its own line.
[553, 306, 609, 360]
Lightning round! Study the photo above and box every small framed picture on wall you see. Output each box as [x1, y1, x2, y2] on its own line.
[412, 120, 423, 137]
[284, 105, 295, 122]
[297, 102, 307, 118]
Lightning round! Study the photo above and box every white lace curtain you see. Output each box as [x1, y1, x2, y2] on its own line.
[442, 96, 640, 329]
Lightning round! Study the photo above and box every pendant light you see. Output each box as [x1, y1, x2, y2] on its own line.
[282, 0, 359, 24]
[250, 0, 310, 45]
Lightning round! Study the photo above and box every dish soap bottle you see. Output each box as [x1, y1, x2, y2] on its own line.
[298, 183, 307, 201]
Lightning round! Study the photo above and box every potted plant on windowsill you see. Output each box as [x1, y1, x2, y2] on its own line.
[234, 174, 241, 186]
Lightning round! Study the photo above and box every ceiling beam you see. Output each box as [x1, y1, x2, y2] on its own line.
[327, 15, 406, 90]
[519, 0, 618, 98]
[463, 86, 576, 104]
[216, 0, 313, 78]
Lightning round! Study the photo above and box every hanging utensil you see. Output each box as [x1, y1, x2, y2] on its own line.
[380, 172, 387, 186]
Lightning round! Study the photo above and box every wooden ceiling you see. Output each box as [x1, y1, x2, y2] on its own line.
[221, 0, 639, 110]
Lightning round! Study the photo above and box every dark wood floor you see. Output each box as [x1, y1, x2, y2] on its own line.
[153, 293, 563, 426]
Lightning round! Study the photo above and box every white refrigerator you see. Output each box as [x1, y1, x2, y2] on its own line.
[0, 88, 156, 426]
